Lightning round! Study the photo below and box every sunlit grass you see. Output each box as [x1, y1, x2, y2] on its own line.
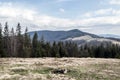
[0, 58, 120, 80]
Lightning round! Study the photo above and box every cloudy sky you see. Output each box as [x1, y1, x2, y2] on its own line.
[0, 0, 120, 35]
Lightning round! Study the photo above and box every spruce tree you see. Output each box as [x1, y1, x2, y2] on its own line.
[3, 22, 10, 57]
[40, 35, 46, 57]
[51, 41, 60, 57]
[45, 42, 51, 57]
[10, 28, 16, 57]
[0, 23, 4, 57]
[32, 32, 39, 57]
[16, 23, 24, 57]
[23, 27, 31, 57]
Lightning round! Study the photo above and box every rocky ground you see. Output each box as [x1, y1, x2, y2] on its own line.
[0, 58, 120, 80]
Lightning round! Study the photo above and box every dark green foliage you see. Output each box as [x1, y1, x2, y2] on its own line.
[23, 27, 31, 57]
[0, 23, 4, 57]
[44, 42, 51, 57]
[3, 22, 10, 57]
[51, 41, 60, 57]
[82, 43, 120, 58]
[16, 23, 24, 57]
[0, 22, 120, 58]
[32, 32, 39, 57]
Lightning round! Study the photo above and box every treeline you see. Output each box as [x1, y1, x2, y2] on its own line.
[79, 43, 120, 58]
[0, 22, 31, 57]
[0, 22, 120, 58]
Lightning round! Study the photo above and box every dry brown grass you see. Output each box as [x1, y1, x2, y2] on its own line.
[0, 58, 120, 80]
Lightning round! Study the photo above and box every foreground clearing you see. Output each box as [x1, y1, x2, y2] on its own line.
[0, 58, 120, 80]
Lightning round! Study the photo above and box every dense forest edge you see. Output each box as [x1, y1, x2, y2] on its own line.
[0, 22, 120, 58]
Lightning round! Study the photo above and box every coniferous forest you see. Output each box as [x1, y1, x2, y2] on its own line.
[0, 22, 120, 58]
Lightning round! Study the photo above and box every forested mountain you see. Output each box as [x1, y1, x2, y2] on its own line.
[29, 29, 100, 42]
[29, 29, 120, 46]
[0, 22, 120, 58]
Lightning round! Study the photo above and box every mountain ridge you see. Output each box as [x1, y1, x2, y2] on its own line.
[29, 29, 100, 41]
[28, 29, 120, 46]
[99, 34, 120, 39]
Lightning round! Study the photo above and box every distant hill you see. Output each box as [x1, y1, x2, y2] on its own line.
[99, 34, 120, 39]
[28, 29, 120, 46]
[29, 29, 99, 41]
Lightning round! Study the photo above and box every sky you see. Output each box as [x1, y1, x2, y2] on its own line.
[0, 0, 120, 35]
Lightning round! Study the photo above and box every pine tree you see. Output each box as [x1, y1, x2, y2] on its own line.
[45, 42, 51, 57]
[23, 27, 31, 57]
[58, 42, 67, 57]
[3, 22, 10, 57]
[0, 23, 5, 57]
[16, 23, 21, 36]
[32, 32, 39, 57]
[40, 35, 46, 57]
[10, 28, 16, 57]
[16, 23, 24, 57]
[51, 41, 60, 57]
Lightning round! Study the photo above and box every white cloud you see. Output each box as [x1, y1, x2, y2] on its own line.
[109, 0, 120, 5]
[0, 2, 76, 31]
[83, 13, 92, 17]
[83, 8, 120, 18]
[0, 2, 120, 34]
[94, 8, 113, 15]
[0, 2, 38, 31]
